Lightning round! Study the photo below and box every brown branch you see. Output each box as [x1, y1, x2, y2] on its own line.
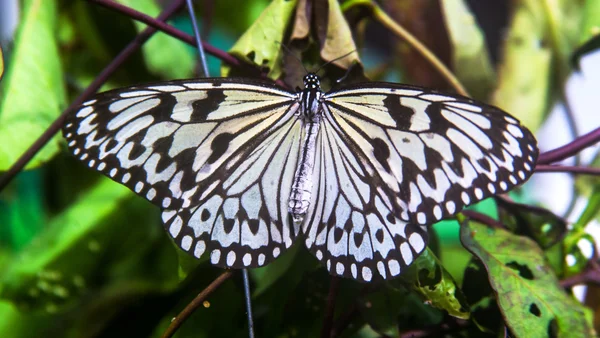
[162, 270, 235, 338]
[89, 0, 239, 66]
[320, 276, 341, 338]
[535, 164, 600, 175]
[0, 0, 187, 192]
[560, 263, 600, 288]
[538, 125, 600, 164]
[461, 210, 505, 229]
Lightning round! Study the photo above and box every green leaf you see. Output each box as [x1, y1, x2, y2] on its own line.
[0, 177, 176, 313]
[579, 0, 600, 46]
[0, 0, 66, 170]
[396, 248, 470, 319]
[440, 0, 495, 100]
[221, 0, 298, 79]
[496, 197, 567, 249]
[251, 242, 302, 297]
[117, 0, 195, 79]
[491, 0, 550, 132]
[316, 0, 361, 69]
[460, 221, 595, 337]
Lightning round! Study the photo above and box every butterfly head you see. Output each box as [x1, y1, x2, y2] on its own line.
[303, 73, 321, 90]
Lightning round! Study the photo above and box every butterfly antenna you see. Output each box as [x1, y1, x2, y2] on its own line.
[315, 49, 356, 75]
[275, 41, 309, 74]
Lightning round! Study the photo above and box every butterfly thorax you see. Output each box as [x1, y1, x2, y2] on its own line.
[299, 73, 323, 121]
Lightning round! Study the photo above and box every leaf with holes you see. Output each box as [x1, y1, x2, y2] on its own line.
[395, 248, 470, 319]
[460, 221, 595, 337]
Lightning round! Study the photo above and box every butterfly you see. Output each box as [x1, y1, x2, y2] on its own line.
[62, 72, 538, 282]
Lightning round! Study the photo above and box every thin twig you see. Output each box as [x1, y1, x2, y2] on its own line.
[345, 1, 469, 96]
[0, 0, 187, 192]
[241, 269, 255, 338]
[162, 270, 235, 338]
[320, 276, 341, 338]
[535, 164, 600, 176]
[185, 0, 210, 76]
[461, 210, 505, 229]
[560, 263, 600, 288]
[537, 125, 600, 164]
[90, 0, 238, 66]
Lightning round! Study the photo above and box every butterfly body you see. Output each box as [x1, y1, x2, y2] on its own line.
[63, 73, 538, 282]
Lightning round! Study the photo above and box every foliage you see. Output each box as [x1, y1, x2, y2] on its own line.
[0, 0, 598, 337]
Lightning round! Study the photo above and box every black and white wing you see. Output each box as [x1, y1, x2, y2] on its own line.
[303, 109, 428, 282]
[322, 83, 538, 225]
[63, 79, 302, 268]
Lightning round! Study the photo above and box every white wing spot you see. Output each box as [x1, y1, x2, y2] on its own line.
[524, 163, 532, 171]
[135, 182, 144, 193]
[243, 253, 252, 266]
[194, 241, 206, 258]
[162, 197, 171, 208]
[388, 259, 401, 276]
[73, 148, 81, 155]
[80, 153, 88, 160]
[400, 242, 413, 265]
[377, 261, 386, 279]
[210, 250, 221, 264]
[417, 212, 426, 223]
[527, 155, 534, 162]
[433, 205, 442, 220]
[487, 183, 496, 193]
[258, 254, 266, 266]
[227, 251, 236, 266]
[446, 201, 456, 214]
[507, 124, 524, 138]
[509, 175, 517, 184]
[97, 162, 106, 171]
[474, 188, 483, 200]
[122, 173, 131, 183]
[336, 262, 345, 275]
[461, 192, 470, 204]
[109, 168, 117, 177]
[409, 233, 425, 252]
[505, 116, 518, 124]
[88, 159, 95, 168]
[66, 133, 72, 138]
[169, 216, 182, 237]
[181, 235, 192, 251]
[316, 250, 323, 260]
[351, 264, 357, 279]
[327, 259, 331, 271]
[146, 188, 156, 200]
[362, 267, 372, 282]
[500, 181, 508, 190]
[273, 247, 281, 258]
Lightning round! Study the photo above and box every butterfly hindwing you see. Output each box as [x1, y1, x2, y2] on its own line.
[323, 83, 538, 225]
[63, 79, 302, 268]
[302, 110, 428, 282]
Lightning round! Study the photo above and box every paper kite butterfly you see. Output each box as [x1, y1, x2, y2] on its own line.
[62, 72, 538, 282]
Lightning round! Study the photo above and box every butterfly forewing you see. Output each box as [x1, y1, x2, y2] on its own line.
[63, 79, 301, 268]
[323, 83, 538, 226]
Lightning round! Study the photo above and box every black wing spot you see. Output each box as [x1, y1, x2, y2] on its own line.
[402, 138, 410, 143]
[248, 219, 260, 235]
[207, 133, 235, 164]
[372, 138, 391, 172]
[353, 233, 365, 247]
[506, 261, 534, 280]
[529, 303, 541, 317]
[375, 228, 384, 243]
[333, 227, 344, 242]
[201, 209, 211, 222]
[477, 157, 491, 171]
[129, 143, 147, 160]
[386, 213, 396, 224]
[383, 95, 413, 129]
[223, 218, 235, 233]
[191, 90, 226, 121]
